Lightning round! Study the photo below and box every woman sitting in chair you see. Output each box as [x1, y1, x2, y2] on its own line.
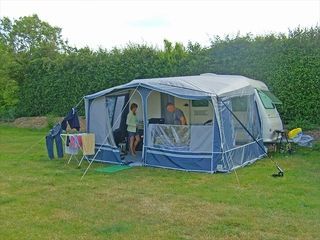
[126, 103, 140, 156]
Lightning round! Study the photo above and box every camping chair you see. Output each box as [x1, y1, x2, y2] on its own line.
[274, 130, 292, 154]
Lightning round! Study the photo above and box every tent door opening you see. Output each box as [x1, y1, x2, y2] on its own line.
[106, 90, 144, 164]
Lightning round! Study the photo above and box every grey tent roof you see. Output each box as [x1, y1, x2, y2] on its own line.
[85, 73, 267, 100]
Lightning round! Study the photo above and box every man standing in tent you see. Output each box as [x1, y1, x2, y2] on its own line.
[165, 103, 187, 125]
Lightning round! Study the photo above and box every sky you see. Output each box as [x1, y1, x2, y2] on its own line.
[0, 0, 319, 50]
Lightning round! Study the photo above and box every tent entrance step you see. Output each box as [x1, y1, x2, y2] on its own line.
[122, 151, 143, 166]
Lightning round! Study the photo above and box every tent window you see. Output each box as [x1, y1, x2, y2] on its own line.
[106, 95, 127, 130]
[151, 125, 190, 150]
[112, 96, 126, 130]
[221, 94, 261, 148]
[231, 97, 248, 111]
[148, 124, 213, 152]
[106, 96, 116, 123]
[146, 93, 214, 152]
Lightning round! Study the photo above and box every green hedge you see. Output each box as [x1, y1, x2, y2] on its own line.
[208, 28, 320, 127]
[17, 43, 213, 116]
[2, 19, 319, 128]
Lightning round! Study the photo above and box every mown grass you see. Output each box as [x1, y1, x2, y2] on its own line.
[0, 125, 319, 239]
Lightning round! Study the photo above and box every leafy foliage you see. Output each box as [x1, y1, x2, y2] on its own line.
[208, 28, 320, 127]
[0, 42, 19, 120]
[0, 14, 67, 52]
[0, 15, 319, 128]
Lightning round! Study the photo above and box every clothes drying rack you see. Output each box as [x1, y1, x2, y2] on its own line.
[60, 133, 91, 167]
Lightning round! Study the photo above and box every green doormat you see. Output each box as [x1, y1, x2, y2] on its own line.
[95, 165, 132, 173]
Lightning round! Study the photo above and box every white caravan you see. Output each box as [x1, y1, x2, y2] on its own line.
[246, 78, 283, 142]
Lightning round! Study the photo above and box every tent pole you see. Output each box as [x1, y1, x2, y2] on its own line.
[220, 98, 267, 155]
[74, 97, 84, 109]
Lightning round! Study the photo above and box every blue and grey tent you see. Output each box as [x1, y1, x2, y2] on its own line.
[84, 73, 267, 173]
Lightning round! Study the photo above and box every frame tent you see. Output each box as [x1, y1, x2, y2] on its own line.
[84, 73, 267, 173]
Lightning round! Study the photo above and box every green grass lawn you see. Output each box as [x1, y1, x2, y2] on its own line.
[1, 125, 319, 240]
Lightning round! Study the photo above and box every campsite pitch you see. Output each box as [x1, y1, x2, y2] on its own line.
[0, 125, 319, 239]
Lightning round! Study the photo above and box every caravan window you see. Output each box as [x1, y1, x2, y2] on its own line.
[192, 100, 209, 107]
[258, 91, 275, 109]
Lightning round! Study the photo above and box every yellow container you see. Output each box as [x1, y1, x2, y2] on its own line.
[288, 128, 302, 139]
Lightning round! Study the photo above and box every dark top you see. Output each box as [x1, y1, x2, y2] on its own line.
[61, 108, 80, 131]
[165, 108, 185, 125]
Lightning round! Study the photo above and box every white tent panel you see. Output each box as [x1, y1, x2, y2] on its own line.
[89, 96, 115, 146]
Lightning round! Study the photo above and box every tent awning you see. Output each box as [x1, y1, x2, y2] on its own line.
[84, 73, 263, 100]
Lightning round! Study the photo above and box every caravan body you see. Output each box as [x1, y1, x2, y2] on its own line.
[245, 78, 283, 143]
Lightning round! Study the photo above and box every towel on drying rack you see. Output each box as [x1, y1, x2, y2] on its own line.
[82, 134, 95, 155]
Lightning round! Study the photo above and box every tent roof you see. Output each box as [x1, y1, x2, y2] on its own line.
[85, 73, 268, 100]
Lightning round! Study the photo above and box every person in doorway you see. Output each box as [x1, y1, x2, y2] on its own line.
[166, 103, 187, 125]
[126, 103, 140, 156]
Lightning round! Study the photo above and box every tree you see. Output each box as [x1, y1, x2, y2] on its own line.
[0, 14, 67, 53]
[0, 42, 19, 119]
